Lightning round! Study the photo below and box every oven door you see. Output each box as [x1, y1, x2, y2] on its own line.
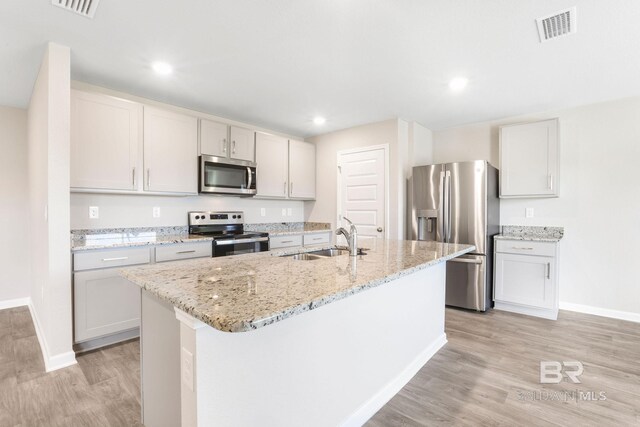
[213, 237, 269, 257]
[200, 155, 257, 196]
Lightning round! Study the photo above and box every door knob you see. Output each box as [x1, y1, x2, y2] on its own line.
[377, 227, 383, 232]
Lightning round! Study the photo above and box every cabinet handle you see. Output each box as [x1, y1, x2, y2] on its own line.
[511, 246, 534, 250]
[290, 182, 293, 195]
[284, 182, 287, 195]
[176, 250, 196, 254]
[548, 174, 553, 190]
[232, 140, 236, 154]
[547, 263, 551, 279]
[312, 237, 323, 241]
[132, 167, 136, 188]
[102, 257, 129, 262]
[223, 138, 227, 153]
[281, 240, 293, 243]
[147, 169, 151, 189]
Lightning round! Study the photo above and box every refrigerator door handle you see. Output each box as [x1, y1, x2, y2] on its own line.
[444, 170, 452, 242]
[438, 171, 446, 242]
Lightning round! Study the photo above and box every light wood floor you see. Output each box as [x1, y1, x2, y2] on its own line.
[0, 306, 142, 427]
[1, 306, 638, 426]
[367, 308, 640, 426]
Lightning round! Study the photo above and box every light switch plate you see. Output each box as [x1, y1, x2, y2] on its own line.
[287, 208, 292, 216]
[153, 207, 161, 218]
[89, 206, 99, 219]
[281, 208, 287, 216]
[525, 208, 534, 218]
[260, 208, 266, 217]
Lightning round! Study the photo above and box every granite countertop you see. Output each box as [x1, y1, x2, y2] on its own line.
[120, 240, 474, 333]
[70, 226, 213, 252]
[245, 222, 331, 237]
[494, 225, 564, 243]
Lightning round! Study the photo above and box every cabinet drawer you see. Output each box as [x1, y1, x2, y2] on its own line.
[495, 240, 556, 257]
[269, 234, 303, 249]
[155, 242, 212, 262]
[74, 247, 151, 271]
[303, 232, 331, 246]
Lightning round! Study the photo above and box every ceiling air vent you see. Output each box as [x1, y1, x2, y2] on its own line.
[536, 7, 577, 42]
[51, 0, 101, 19]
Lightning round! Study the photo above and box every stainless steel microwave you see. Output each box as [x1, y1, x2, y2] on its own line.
[199, 155, 257, 196]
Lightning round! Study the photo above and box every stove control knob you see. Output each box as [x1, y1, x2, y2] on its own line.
[232, 215, 237, 219]
[238, 215, 242, 219]
[195, 215, 200, 220]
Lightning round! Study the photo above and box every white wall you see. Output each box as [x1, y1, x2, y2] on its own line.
[27, 43, 74, 369]
[408, 121, 434, 166]
[71, 194, 304, 229]
[433, 97, 640, 317]
[0, 106, 31, 302]
[305, 119, 404, 239]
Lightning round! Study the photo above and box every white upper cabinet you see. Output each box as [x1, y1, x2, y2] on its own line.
[499, 118, 559, 198]
[200, 121, 255, 162]
[229, 126, 255, 162]
[143, 107, 198, 194]
[71, 90, 142, 190]
[255, 132, 289, 198]
[288, 140, 316, 200]
[200, 119, 229, 158]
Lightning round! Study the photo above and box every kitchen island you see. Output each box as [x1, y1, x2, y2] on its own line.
[121, 239, 474, 427]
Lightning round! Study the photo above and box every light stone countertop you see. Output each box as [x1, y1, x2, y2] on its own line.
[494, 225, 564, 243]
[120, 239, 475, 333]
[71, 233, 213, 252]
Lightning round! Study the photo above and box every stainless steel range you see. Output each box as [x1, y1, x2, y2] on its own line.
[188, 211, 269, 257]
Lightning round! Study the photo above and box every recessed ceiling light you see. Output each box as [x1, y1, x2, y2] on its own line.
[152, 61, 173, 76]
[449, 77, 468, 92]
[313, 116, 326, 125]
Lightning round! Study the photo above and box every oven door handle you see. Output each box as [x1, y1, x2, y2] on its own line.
[246, 167, 253, 190]
[216, 237, 269, 246]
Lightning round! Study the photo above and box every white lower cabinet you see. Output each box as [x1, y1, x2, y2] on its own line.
[494, 239, 559, 320]
[74, 268, 142, 343]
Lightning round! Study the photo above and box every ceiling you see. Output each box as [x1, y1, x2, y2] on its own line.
[1, 1, 639, 137]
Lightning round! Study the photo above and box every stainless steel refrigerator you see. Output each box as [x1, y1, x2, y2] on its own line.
[408, 160, 500, 311]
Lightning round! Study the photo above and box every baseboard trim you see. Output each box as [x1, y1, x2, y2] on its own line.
[560, 302, 640, 323]
[341, 333, 448, 427]
[26, 300, 77, 372]
[0, 297, 30, 310]
[495, 301, 558, 320]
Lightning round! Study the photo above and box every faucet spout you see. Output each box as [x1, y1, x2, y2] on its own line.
[336, 218, 358, 256]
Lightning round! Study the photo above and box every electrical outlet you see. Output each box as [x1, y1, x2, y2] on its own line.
[525, 208, 534, 218]
[260, 208, 266, 217]
[89, 206, 99, 219]
[153, 207, 161, 218]
[181, 347, 194, 391]
[287, 208, 292, 216]
[282, 208, 287, 216]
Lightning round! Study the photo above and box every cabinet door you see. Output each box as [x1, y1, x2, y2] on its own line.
[494, 253, 555, 309]
[255, 132, 289, 198]
[288, 140, 316, 199]
[229, 126, 255, 162]
[71, 90, 141, 190]
[499, 118, 559, 197]
[200, 119, 229, 157]
[74, 269, 141, 343]
[143, 107, 198, 194]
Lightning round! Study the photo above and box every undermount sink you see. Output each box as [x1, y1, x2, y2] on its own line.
[284, 247, 351, 261]
[289, 253, 325, 261]
[307, 248, 351, 257]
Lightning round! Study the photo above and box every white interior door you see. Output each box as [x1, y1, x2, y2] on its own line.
[337, 146, 387, 250]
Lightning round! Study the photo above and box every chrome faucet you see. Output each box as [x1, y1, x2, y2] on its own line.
[336, 217, 358, 256]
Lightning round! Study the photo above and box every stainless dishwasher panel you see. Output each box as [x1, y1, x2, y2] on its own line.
[445, 254, 487, 311]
